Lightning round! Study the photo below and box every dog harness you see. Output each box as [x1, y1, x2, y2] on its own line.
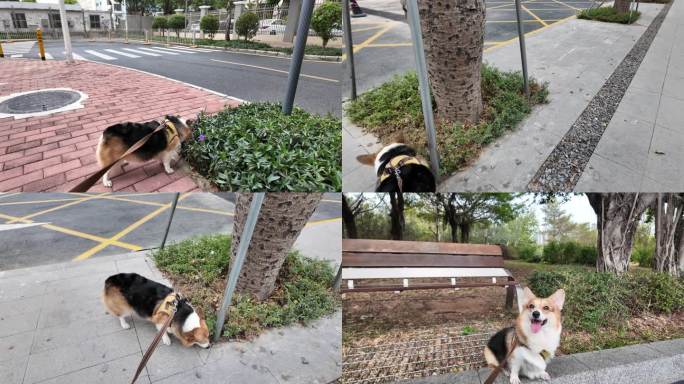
[162, 120, 179, 145]
[155, 293, 180, 318]
[379, 154, 429, 192]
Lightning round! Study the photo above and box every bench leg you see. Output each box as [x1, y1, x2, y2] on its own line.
[505, 276, 516, 311]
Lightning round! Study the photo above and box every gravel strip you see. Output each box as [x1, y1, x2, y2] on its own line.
[527, 3, 672, 192]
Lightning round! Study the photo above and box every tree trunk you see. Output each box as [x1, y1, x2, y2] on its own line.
[417, 0, 485, 124]
[442, 197, 458, 242]
[613, 0, 631, 14]
[587, 193, 656, 275]
[231, 193, 322, 300]
[342, 195, 358, 239]
[654, 193, 683, 276]
[459, 223, 470, 243]
[389, 192, 405, 240]
[225, 9, 232, 41]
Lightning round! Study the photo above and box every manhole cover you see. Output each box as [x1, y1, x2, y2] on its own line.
[0, 90, 82, 114]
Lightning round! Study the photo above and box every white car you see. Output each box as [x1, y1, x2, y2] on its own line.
[259, 18, 286, 35]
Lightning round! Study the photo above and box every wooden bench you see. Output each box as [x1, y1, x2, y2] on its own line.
[341, 239, 522, 310]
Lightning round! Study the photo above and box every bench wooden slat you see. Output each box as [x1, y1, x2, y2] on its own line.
[342, 267, 510, 280]
[342, 253, 504, 268]
[340, 281, 517, 293]
[343, 239, 502, 256]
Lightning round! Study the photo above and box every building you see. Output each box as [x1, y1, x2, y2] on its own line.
[0, 1, 111, 33]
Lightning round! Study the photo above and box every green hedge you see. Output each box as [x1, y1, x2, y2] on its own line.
[543, 240, 597, 265]
[578, 7, 640, 24]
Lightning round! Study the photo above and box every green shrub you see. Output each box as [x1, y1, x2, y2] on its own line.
[627, 271, 684, 314]
[578, 7, 640, 24]
[347, 66, 548, 175]
[168, 14, 186, 37]
[516, 244, 541, 263]
[527, 270, 567, 298]
[632, 243, 655, 267]
[200, 14, 220, 40]
[182, 103, 341, 191]
[311, 1, 342, 48]
[235, 11, 259, 40]
[542, 240, 597, 265]
[152, 16, 168, 35]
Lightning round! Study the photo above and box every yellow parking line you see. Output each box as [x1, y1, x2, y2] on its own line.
[0, 212, 142, 251]
[353, 22, 396, 54]
[367, 42, 412, 47]
[522, 4, 549, 26]
[352, 25, 385, 33]
[484, 14, 575, 53]
[5, 193, 108, 224]
[0, 197, 83, 206]
[210, 59, 339, 83]
[488, 2, 515, 9]
[549, 0, 582, 10]
[98, 195, 234, 217]
[305, 217, 341, 227]
[0, 193, 21, 200]
[73, 193, 192, 261]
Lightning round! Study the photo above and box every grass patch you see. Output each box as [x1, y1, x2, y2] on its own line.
[578, 7, 641, 24]
[182, 102, 341, 191]
[152, 234, 339, 340]
[346, 65, 549, 175]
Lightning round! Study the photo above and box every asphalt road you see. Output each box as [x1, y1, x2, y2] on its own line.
[0, 192, 341, 270]
[28, 40, 342, 117]
[344, 0, 596, 97]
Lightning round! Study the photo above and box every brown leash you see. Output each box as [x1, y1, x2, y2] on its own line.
[69, 120, 170, 193]
[129, 294, 179, 384]
[484, 333, 518, 384]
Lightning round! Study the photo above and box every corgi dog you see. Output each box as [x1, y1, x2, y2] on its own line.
[96, 115, 193, 188]
[356, 142, 436, 192]
[484, 287, 565, 384]
[102, 273, 210, 348]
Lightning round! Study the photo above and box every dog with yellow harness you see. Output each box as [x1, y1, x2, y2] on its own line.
[356, 142, 436, 192]
[95, 115, 193, 188]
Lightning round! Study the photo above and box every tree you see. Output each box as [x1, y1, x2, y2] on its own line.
[389, 192, 405, 240]
[200, 14, 219, 39]
[168, 14, 186, 38]
[235, 11, 259, 40]
[417, 0, 486, 124]
[653, 193, 683, 276]
[231, 193, 322, 301]
[613, 0, 630, 14]
[152, 16, 168, 36]
[542, 201, 574, 242]
[442, 193, 520, 243]
[587, 193, 656, 274]
[311, 1, 341, 48]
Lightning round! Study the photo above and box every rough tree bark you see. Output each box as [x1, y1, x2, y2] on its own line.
[654, 193, 683, 276]
[442, 195, 459, 242]
[587, 193, 656, 274]
[342, 194, 358, 239]
[418, 0, 486, 124]
[389, 192, 405, 240]
[613, 0, 631, 14]
[459, 222, 471, 243]
[231, 193, 322, 300]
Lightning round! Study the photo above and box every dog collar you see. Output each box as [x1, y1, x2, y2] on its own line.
[156, 293, 179, 318]
[379, 154, 429, 190]
[539, 349, 551, 360]
[163, 120, 179, 144]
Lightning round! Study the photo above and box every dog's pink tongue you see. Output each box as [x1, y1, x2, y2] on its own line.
[531, 321, 542, 333]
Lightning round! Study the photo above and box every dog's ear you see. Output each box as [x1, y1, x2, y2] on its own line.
[356, 153, 377, 166]
[185, 118, 196, 128]
[548, 289, 565, 311]
[523, 286, 537, 302]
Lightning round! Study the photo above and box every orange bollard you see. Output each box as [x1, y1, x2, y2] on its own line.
[36, 29, 46, 61]
[0, 42, 4, 58]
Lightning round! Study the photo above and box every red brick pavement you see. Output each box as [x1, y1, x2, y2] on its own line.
[0, 59, 240, 192]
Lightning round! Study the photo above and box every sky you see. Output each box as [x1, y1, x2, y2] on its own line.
[528, 194, 597, 226]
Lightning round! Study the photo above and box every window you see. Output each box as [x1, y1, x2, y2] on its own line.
[49, 13, 62, 28]
[90, 15, 101, 29]
[11, 13, 27, 29]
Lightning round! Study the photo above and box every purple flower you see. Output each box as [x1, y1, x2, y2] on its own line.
[198, 134, 206, 142]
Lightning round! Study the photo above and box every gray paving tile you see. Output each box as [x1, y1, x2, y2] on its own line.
[0, 356, 28, 384]
[593, 113, 654, 172]
[0, 331, 33, 363]
[655, 94, 684, 131]
[37, 353, 150, 384]
[0, 310, 40, 338]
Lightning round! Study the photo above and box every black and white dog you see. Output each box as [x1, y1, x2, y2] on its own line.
[357, 143, 436, 192]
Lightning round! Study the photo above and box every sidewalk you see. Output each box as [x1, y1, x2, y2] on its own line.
[394, 338, 684, 384]
[576, 0, 684, 191]
[0, 59, 240, 192]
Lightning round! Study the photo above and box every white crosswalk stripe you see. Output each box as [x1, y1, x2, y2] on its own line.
[72, 53, 88, 61]
[148, 46, 192, 53]
[84, 49, 117, 60]
[170, 46, 214, 53]
[3, 41, 35, 56]
[11, 54, 23, 58]
[123, 48, 161, 56]
[44, 52, 54, 60]
[136, 47, 179, 55]
[104, 48, 140, 58]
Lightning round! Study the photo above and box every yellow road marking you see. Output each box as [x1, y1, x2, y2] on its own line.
[98, 195, 235, 217]
[73, 193, 192, 261]
[0, 193, 21, 200]
[0, 212, 142, 251]
[305, 217, 341, 227]
[367, 43, 412, 47]
[484, 14, 576, 53]
[548, 0, 582, 10]
[522, 4, 549, 26]
[0, 197, 83, 206]
[210, 59, 339, 83]
[5, 193, 108, 224]
[352, 25, 385, 33]
[352, 22, 396, 55]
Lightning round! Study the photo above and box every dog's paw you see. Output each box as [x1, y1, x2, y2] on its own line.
[162, 334, 171, 346]
[121, 322, 131, 330]
[164, 167, 174, 175]
[540, 372, 551, 381]
[103, 179, 113, 188]
[509, 376, 521, 384]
